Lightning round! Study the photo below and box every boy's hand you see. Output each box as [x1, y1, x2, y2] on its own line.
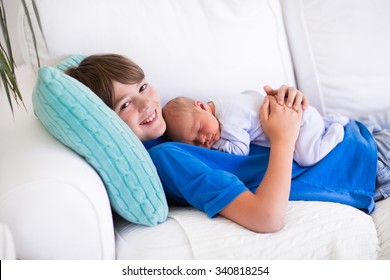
[263, 85, 309, 111]
[260, 96, 302, 147]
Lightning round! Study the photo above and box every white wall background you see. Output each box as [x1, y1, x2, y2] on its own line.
[1, 0, 24, 66]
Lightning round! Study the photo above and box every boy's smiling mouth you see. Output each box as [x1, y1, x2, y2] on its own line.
[140, 110, 157, 125]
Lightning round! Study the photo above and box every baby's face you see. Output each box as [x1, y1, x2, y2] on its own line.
[170, 108, 221, 149]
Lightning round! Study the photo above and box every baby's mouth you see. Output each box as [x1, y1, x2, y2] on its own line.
[140, 110, 156, 125]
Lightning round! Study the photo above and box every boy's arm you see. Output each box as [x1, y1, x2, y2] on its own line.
[219, 142, 294, 232]
[219, 97, 302, 233]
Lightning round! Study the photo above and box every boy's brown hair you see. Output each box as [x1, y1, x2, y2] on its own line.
[65, 54, 145, 109]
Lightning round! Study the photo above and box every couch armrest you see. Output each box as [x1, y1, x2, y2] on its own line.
[0, 116, 115, 259]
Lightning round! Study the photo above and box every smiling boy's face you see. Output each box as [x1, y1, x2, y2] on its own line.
[112, 80, 166, 141]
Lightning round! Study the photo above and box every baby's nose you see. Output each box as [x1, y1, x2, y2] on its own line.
[197, 134, 206, 144]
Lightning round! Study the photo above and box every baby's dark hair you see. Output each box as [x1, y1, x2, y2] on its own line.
[65, 54, 145, 109]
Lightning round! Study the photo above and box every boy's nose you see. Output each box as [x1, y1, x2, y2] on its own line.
[136, 95, 151, 112]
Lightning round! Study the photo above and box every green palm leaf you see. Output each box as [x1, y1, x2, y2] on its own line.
[1, 0, 43, 114]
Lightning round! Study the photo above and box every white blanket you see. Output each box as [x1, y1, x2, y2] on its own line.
[169, 201, 378, 259]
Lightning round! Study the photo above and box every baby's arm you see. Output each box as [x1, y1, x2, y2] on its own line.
[212, 127, 251, 155]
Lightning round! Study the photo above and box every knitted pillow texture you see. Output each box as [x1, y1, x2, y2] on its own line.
[32, 56, 168, 226]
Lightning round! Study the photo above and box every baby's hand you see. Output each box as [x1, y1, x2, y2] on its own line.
[263, 85, 309, 111]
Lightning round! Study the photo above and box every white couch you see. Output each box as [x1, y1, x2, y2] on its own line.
[1, 0, 390, 260]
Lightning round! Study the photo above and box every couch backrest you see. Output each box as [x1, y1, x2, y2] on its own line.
[18, 0, 295, 105]
[282, 0, 390, 118]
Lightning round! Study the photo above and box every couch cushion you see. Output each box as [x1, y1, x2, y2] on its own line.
[282, 0, 390, 118]
[115, 202, 379, 259]
[372, 198, 390, 259]
[0, 223, 16, 260]
[32, 56, 168, 226]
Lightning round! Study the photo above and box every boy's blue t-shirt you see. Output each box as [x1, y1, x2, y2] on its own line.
[146, 121, 377, 217]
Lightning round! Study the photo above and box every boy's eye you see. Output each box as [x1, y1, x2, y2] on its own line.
[140, 83, 148, 92]
[120, 101, 131, 110]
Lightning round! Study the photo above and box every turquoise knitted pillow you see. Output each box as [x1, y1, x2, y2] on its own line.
[32, 56, 168, 226]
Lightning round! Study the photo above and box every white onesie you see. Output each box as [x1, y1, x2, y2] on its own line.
[211, 90, 349, 167]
